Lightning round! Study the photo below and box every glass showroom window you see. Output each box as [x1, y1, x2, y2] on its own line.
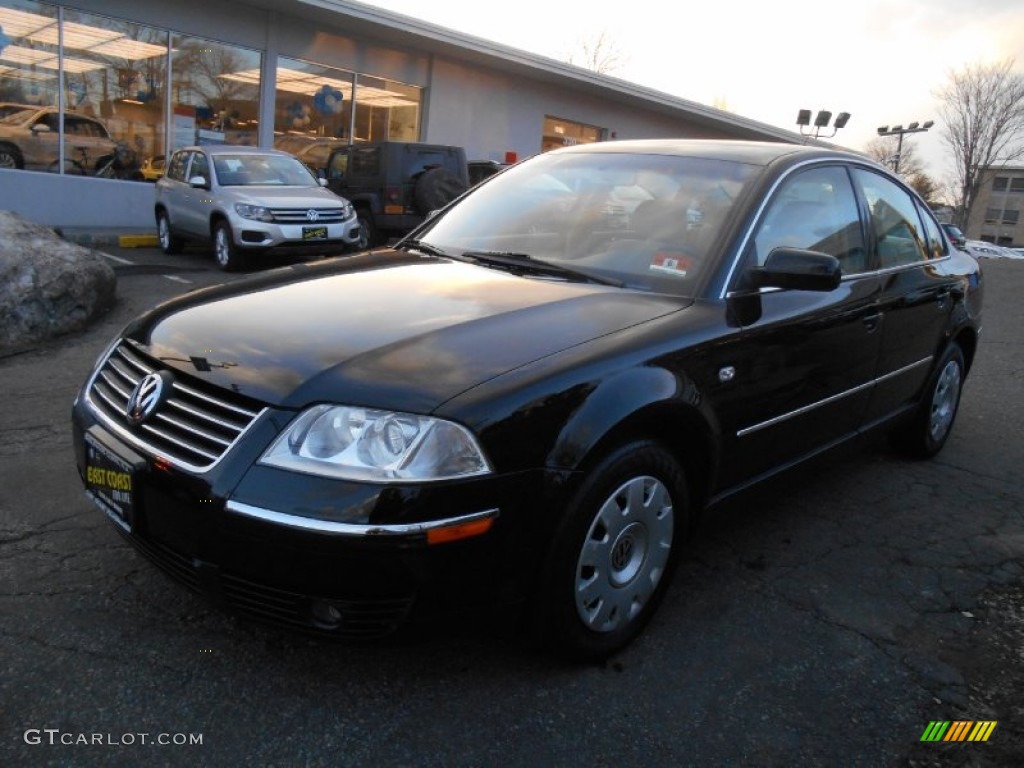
[170, 34, 261, 150]
[351, 74, 420, 143]
[272, 57, 353, 172]
[58, 7, 167, 180]
[0, 1, 59, 109]
[0, 1, 166, 179]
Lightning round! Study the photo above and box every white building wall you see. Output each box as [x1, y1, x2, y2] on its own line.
[423, 57, 741, 162]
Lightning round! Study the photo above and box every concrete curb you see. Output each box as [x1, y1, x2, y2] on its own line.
[56, 229, 158, 249]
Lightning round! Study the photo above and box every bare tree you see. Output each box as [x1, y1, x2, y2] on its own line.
[907, 172, 941, 204]
[566, 31, 626, 75]
[863, 135, 924, 178]
[936, 59, 1024, 226]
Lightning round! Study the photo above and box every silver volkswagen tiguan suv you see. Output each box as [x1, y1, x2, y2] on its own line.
[155, 145, 360, 270]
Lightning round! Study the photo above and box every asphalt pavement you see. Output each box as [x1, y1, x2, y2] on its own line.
[1, 248, 1022, 767]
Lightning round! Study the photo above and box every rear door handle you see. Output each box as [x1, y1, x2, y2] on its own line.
[862, 312, 882, 332]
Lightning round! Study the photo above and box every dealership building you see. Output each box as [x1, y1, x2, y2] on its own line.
[0, 0, 808, 232]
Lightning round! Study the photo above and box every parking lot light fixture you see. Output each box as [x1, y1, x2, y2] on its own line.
[877, 121, 933, 174]
[796, 108, 851, 142]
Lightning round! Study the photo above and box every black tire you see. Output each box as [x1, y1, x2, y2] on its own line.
[540, 440, 689, 661]
[213, 220, 241, 271]
[891, 342, 966, 458]
[355, 209, 377, 250]
[413, 167, 467, 215]
[156, 210, 184, 255]
[0, 143, 23, 170]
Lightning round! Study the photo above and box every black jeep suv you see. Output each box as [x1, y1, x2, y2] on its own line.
[325, 141, 468, 248]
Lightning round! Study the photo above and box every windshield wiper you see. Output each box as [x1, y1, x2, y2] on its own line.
[460, 250, 623, 287]
[401, 239, 450, 258]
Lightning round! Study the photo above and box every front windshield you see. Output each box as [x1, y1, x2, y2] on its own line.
[413, 149, 759, 294]
[213, 154, 318, 187]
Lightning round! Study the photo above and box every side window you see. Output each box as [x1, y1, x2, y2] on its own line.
[916, 202, 948, 260]
[327, 150, 349, 179]
[166, 152, 188, 182]
[852, 169, 929, 268]
[40, 113, 61, 132]
[190, 152, 209, 182]
[350, 147, 380, 176]
[751, 165, 867, 273]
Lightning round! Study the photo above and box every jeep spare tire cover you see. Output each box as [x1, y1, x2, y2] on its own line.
[413, 167, 468, 215]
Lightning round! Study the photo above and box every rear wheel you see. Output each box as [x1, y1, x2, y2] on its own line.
[891, 342, 965, 458]
[213, 220, 241, 271]
[157, 211, 184, 255]
[541, 440, 688, 660]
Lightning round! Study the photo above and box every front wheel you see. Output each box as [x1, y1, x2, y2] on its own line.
[213, 220, 241, 271]
[355, 210, 377, 251]
[541, 440, 688, 660]
[891, 343, 965, 458]
[0, 143, 23, 170]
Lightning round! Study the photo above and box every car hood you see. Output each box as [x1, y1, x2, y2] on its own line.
[224, 185, 345, 206]
[124, 251, 689, 412]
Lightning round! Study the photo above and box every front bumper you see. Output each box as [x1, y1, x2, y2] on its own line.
[72, 390, 553, 639]
[229, 216, 361, 251]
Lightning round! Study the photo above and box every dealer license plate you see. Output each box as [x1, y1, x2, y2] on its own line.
[302, 226, 328, 240]
[85, 431, 137, 532]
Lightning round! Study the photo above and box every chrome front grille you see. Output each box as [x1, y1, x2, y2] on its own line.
[87, 342, 265, 472]
[270, 207, 350, 224]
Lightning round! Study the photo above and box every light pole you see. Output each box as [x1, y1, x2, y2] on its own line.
[877, 121, 933, 174]
[796, 109, 851, 142]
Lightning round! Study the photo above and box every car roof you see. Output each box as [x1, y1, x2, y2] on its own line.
[551, 139, 867, 168]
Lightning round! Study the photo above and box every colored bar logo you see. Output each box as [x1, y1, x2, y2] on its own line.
[920, 721, 997, 742]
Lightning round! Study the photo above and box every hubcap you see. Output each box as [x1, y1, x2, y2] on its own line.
[158, 217, 169, 248]
[574, 475, 673, 633]
[929, 359, 961, 442]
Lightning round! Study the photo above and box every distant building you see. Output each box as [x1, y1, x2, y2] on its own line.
[967, 166, 1024, 247]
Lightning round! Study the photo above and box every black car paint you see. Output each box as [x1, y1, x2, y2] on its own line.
[72, 140, 983, 642]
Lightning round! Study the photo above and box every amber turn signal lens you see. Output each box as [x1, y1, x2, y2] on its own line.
[426, 517, 494, 545]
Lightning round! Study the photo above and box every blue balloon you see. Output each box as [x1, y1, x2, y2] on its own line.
[313, 85, 344, 115]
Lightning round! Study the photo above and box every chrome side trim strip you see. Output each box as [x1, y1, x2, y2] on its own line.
[224, 501, 500, 537]
[737, 357, 932, 437]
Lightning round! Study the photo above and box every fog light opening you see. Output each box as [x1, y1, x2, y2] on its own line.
[310, 600, 344, 630]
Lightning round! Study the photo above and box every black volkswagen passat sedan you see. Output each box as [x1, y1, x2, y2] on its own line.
[73, 140, 983, 659]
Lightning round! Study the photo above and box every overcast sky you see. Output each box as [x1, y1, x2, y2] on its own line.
[357, 0, 1024, 182]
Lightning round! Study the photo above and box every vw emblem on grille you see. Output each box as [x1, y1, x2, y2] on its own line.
[125, 372, 167, 426]
[306, 209, 320, 222]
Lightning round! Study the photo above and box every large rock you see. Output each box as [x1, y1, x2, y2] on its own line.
[0, 211, 116, 353]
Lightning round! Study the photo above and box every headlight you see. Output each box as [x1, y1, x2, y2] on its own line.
[234, 203, 274, 222]
[260, 404, 492, 482]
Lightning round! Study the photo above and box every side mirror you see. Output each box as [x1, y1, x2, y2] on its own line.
[317, 177, 328, 187]
[188, 175, 208, 189]
[747, 247, 841, 292]
[31, 123, 52, 134]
